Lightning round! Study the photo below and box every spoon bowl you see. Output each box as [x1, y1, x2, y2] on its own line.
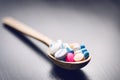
[48, 54, 91, 70]
[2, 17, 91, 70]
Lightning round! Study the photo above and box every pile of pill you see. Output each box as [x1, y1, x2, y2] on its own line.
[49, 40, 89, 62]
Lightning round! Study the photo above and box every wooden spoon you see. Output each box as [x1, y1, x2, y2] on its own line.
[2, 17, 91, 70]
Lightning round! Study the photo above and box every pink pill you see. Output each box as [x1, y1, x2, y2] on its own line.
[66, 53, 74, 62]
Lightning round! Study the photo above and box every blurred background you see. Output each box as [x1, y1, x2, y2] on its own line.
[0, 0, 120, 80]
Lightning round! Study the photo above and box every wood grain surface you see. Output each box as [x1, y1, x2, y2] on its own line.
[0, 0, 120, 80]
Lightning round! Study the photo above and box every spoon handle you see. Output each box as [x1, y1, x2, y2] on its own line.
[2, 17, 52, 47]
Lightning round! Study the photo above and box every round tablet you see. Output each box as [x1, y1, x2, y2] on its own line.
[66, 53, 74, 62]
[74, 53, 84, 62]
[74, 50, 82, 55]
[69, 43, 80, 50]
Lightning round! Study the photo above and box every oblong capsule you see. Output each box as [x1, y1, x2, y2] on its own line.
[54, 49, 67, 60]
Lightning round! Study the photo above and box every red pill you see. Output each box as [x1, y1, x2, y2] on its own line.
[66, 53, 74, 62]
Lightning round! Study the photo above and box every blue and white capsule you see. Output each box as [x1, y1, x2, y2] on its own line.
[63, 43, 74, 53]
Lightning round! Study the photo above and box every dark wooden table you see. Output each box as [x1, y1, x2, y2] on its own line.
[0, 0, 120, 80]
